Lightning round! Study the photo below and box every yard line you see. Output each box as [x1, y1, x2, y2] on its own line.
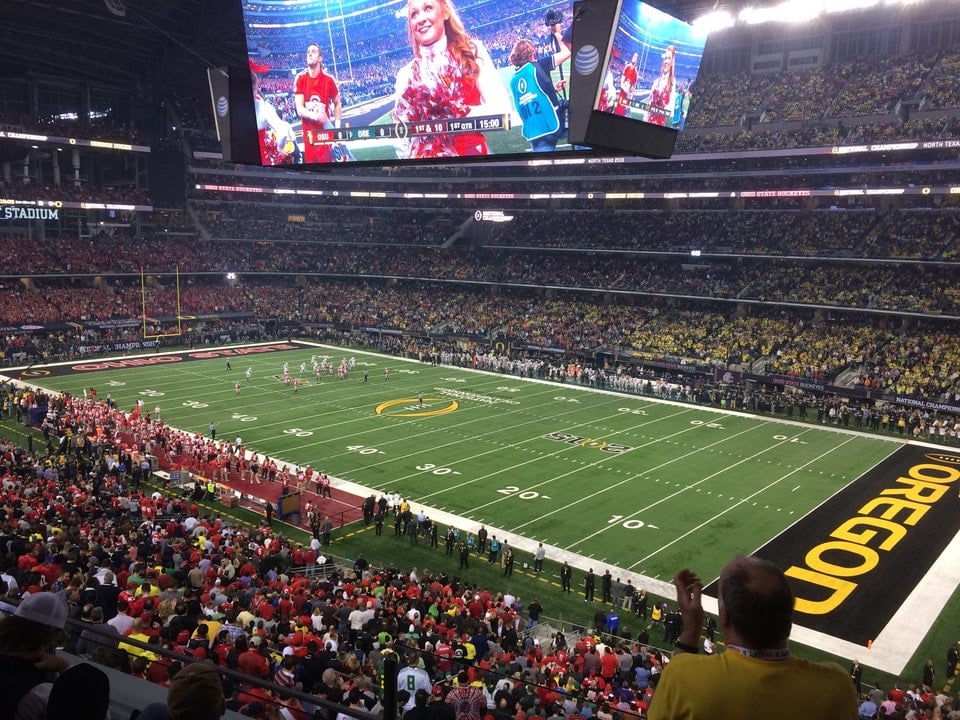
[281, 383, 626, 461]
[412, 404, 704, 501]
[157, 362, 678, 487]
[156, 368, 541, 443]
[288, 386, 673, 477]
[581, 438, 853, 570]
[504, 421, 773, 532]
[551, 428, 824, 553]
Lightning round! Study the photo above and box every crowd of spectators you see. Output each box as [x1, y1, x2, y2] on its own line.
[7, 186, 958, 265]
[922, 51, 960, 109]
[198, 204, 457, 247]
[0, 385, 682, 720]
[185, 203, 960, 262]
[829, 55, 933, 118]
[4, 276, 960, 408]
[0, 112, 148, 144]
[0, 180, 149, 206]
[3, 220, 960, 315]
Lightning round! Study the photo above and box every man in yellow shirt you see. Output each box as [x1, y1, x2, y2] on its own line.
[647, 556, 856, 720]
[118, 617, 160, 661]
[194, 618, 222, 647]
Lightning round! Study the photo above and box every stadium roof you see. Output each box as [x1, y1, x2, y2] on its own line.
[0, 0, 246, 90]
[0, 0, 932, 92]
[0, 1, 734, 88]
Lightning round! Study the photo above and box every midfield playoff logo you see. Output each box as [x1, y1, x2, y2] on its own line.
[375, 398, 460, 418]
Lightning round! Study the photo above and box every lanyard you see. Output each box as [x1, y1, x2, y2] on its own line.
[726, 644, 791, 661]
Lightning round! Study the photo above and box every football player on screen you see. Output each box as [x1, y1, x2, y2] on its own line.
[295, 43, 343, 163]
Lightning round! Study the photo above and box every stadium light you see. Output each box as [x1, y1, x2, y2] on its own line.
[693, 9, 736, 32]
[738, 5, 773, 24]
[823, 0, 880, 12]
[708, 0, 932, 29]
[740, 1, 821, 24]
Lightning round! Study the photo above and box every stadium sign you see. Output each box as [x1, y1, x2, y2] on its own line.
[77, 340, 159, 354]
[1, 206, 59, 221]
[474, 210, 514, 223]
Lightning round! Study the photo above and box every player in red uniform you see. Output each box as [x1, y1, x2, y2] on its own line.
[294, 43, 342, 164]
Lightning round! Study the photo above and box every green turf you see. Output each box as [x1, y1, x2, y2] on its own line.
[33, 345, 897, 585]
[17, 341, 960, 691]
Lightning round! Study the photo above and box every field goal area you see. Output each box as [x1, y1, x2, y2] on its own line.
[140, 266, 183, 340]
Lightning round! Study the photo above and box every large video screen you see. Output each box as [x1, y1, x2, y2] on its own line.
[239, 0, 584, 166]
[593, 0, 706, 130]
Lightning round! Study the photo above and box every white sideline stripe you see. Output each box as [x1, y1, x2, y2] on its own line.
[859, 519, 960, 674]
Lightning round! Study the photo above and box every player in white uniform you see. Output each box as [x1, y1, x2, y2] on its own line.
[395, 652, 432, 711]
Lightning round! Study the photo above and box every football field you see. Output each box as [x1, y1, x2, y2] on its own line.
[13, 340, 960, 675]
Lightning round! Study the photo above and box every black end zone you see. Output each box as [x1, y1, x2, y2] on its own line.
[705, 445, 960, 645]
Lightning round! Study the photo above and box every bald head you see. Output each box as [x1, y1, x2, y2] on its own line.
[718, 556, 793, 649]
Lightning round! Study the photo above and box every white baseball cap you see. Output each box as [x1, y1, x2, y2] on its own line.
[15, 592, 68, 630]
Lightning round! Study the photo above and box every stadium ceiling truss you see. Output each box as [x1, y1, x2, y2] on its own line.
[0, 0, 247, 91]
